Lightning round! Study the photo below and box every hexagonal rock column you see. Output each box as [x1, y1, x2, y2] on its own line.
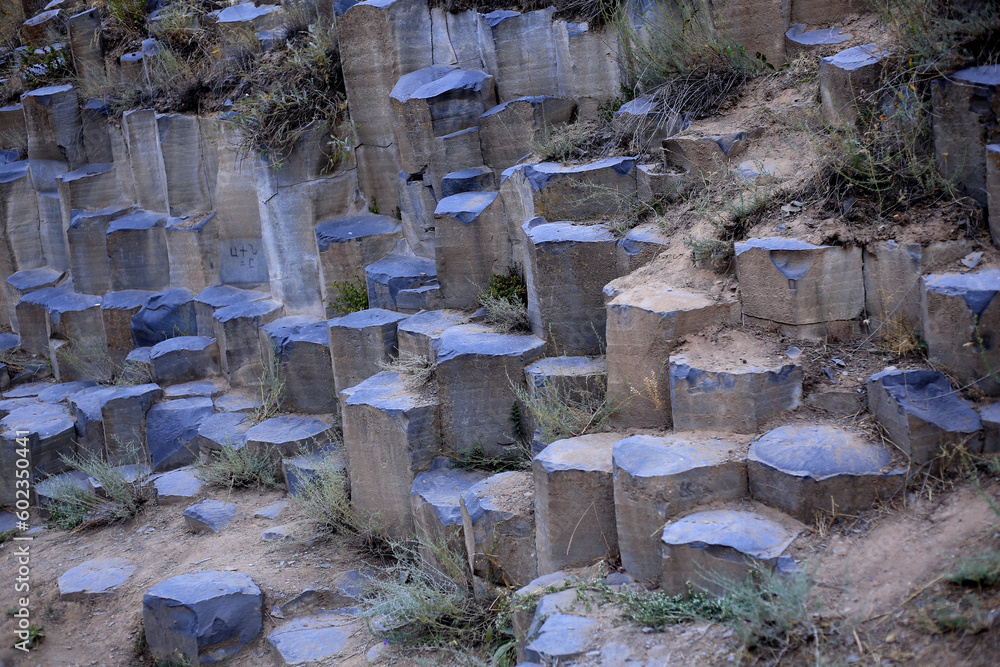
[145, 397, 216, 472]
[261, 317, 337, 414]
[868, 369, 982, 464]
[193, 285, 268, 336]
[749, 424, 905, 521]
[341, 371, 440, 537]
[0, 405, 76, 496]
[616, 223, 671, 275]
[316, 214, 402, 304]
[101, 383, 163, 464]
[662, 130, 753, 176]
[21, 84, 85, 170]
[5, 266, 67, 335]
[479, 8, 559, 100]
[212, 299, 284, 387]
[101, 290, 152, 368]
[502, 157, 638, 224]
[921, 270, 1000, 394]
[66, 205, 134, 296]
[389, 66, 495, 182]
[605, 283, 740, 428]
[130, 288, 198, 348]
[461, 470, 537, 587]
[668, 332, 803, 433]
[58, 558, 136, 601]
[45, 291, 108, 380]
[932, 65, 1000, 206]
[0, 161, 44, 275]
[862, 240, 973, 331]
[661, 508, 802, 597]
[106, 211, 170, 292]
[397, 309, 467, 362]
[166, 213, 219, 293]
[327, 308, 408, 397]
[437, 324, 546, 456]
[533, 432, 619, 574]
[364, 252, 438, 312]
[433, 191, 509, 309]
[478, 96, 576, 177]
[410, 465, 489, 558]
[735, 238, 864, 340]
[149, 336, 220, 386]
[819, 44, 886, 128]
[55, 163, 119, 227]
[522, 220, 621, 355]
[613, 435, 748, 584]
[16, 285, 70, 355]
[244, 416, 333, 457]
[68, 385, 118, 458]
[143, 570, 262, 666]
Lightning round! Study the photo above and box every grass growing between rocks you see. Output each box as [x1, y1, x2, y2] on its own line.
[249, 348, 285, 425]
[327, 275, 369, 315]
[361, 539, 517, 665]
[478, 269, 530, 334]
[195, 443, 280, 491]
[45, 446, 153, 531]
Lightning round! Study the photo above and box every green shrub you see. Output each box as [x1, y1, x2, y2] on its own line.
[107, 0, 150, 33]
[479, 269, 530, 334]
[946, 548, 1000, 588]
[876, 0, 1000, 73]
[196, 443, 280, 491]
[327, 275, 369, 315]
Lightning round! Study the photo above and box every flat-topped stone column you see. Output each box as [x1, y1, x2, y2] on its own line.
[106, 211, 170, 291]
[613, 434, 748, 584]
[327, 308, 409, 398]
[434, 191, 510, 309]
[212, 299, 284, 387]
[461, 470, 537, 587]
[735, 238, 863, 340]
[819, 44, 886, 127]
[479, 96, 575, 177]
[261, 317, 337, 414]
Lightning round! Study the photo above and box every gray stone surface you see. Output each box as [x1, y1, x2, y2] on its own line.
[194, 412, 252, 459]
[0, 403, 76, 497]
[245, 416, 333, 457]
[316, 214, 401, 306]
[661, 509, 801, 596]
[534, 433, 619, 574]
[616, 222, 671, 274]
[434, 191, 510, 309]
[410, 465, 489, 551]
[502, 157, 638, 223]
[524, 356, 606, 405]
[184, 499, 238, 533]
[364, 252, 438, 312]
[662, 131, 751, 175]
[613, 95, 684, 149]
[523, 220, 621, 355]
[255, 500, 288, 520]
[100, 383, 162, 463]
[524, 614, 597, 664]
[267, 615, 354, 665]
[36, 380, 96, 404]
[327, 308, 408, 397]
[748, 424, 904, 521]
[58, 557, 136, 601]
[613, 434, 748, 584]
[152, 466, 204, 504]
[462, 470, 536, 587]
[130, 288, 197, 348]
[213, 299, 284, 387]
[148, 336, 220, 386]
[262, 525, 295, 542]
[143, 570, 262, 666]
[868, 369, 982, 464]
[785, 24, 850, 59]
[261, 317, 337, 413]
[396, 309, 467, 362]
[437, 324, 545, 455]
[163, 380, 226, 400]
[605, 283, 740, 428]
[921, 270, 1000, 393]
[193, 285, 268, 336]
[341, 371, 439, 536]
[441, 165, 494, 198]
[735, 238, 863, 339]
[68, 384, 117, 458]
[106, 211, 170, 291]
[146, 397, 216, 472]
[101, 289, 152, 368]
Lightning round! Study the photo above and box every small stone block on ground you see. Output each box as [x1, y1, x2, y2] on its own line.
[661, 508, 802, 596]
[58, 557, 136, 601]
[152, 466, 204, 504]
[184, 499, 238, 534]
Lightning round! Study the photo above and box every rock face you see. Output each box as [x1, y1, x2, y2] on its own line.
[142, 570, 262, 666]
[461, 470, 537, 587]
[58, 558, 136, 601]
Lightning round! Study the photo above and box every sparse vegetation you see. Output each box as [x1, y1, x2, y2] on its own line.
[510, 367, 623, 444]
[378, 352, 436, 385]
[106, 0, 150, 33]
[946, 549, 1000, 588]
[478, 269, 530, 334]
[449, 441, 533, 473]
[249, 348, 285, 425]
[361, 538, 516, 663]
[45, 445, 153, 530]
[876, 0, 1000, 74]
[327, 275, 369, 315]
[196, 443, 280, 491]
